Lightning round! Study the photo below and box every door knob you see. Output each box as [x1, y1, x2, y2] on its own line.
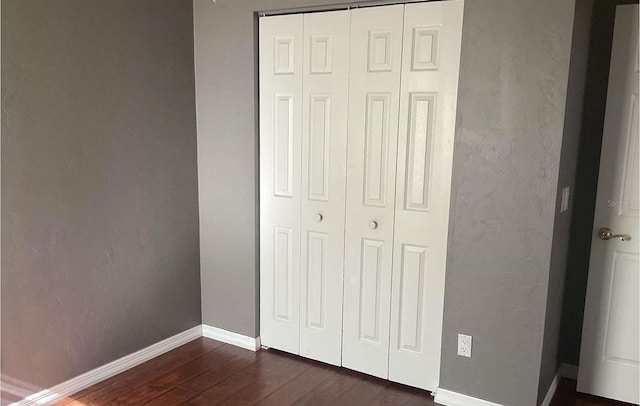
[598, 227, 631, 241]
[368, 220, 378, 229]
[315, 213, 323, 222]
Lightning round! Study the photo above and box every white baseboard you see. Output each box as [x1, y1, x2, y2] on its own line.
[434, 388, 503, 406]
[561, 363, 578, 380]
[9, 326, 202, 406]
[540, 368, 562, 406]
[201, 324, 260, 351]
[7, 324, 261, 405]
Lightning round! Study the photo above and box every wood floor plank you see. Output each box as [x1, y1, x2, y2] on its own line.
[179, 349, 262, 393]
[331, 372, 388, 405]
[255, 362, 338, 406]
[106, 352, 227, 405]
[289, 369, 361, 405]
[63, 382, 133, 406]
[179, 372, 259, 406]
[143, 387, 197, 405]
[214, 353, 313, 405]
[550, 378, 632, 406]
[117, 337, 224, 388]
[196, 343, 260, 367]
[180, 350, 305, 406]
[370, 383, 435, 406]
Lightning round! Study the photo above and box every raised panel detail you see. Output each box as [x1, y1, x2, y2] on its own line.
[604, 252, 640, 364]
[359, 239, 384, 343]
[368, 30, 393, 72]
[306, 232, 328, 330]
[363, 93, 391, 207]
[308, 95, 331, 201]
[397, 244, 427, 353]
[411, 27, 439, 71]
[619, 94, 639, 217]
[274, 37, 295, 74]
[274, 95, 294, 197]
[311, 35, 332, 74]
[274, 227, 293, 321]
[404, 93, 436, 212]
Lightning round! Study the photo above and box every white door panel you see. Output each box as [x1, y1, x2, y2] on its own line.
[259, 14, 304, 354]
[342, 4, 404, 379]
[299, 10, 350, 366]
[389, 1, 464, 391]
[578, 5, 639, 404]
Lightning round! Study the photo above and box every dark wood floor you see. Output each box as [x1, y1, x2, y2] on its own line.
[51, 338, 433, 406]
[550, 378, 633, 406]
[49, 337, 629, 406]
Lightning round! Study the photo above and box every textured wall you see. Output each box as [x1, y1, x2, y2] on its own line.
[194, 2, 576, 404]
[537, 1, 593, 402]
[2, 0, 200, 396]
[558, 0, 638, 367]
[193, 0, 365, 337]
[438, 1, 575, 405]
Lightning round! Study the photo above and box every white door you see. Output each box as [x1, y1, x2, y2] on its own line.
[341, 4, 404, 379]
[578, 5, 639, 404]
[388, 1, 463, 391]
[259, 14, 304, 354]
[299, 10, 350, 366]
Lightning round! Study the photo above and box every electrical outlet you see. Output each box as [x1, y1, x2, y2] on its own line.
[458, 334, 472, 358]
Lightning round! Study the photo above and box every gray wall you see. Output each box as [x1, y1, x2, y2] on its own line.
[438, 1, 575, 405]
[537, 0, 593, 402]
[2, 0, 200, 396]
[558, 0, 638, 367]
[194, 0, 365, 338]
[194, 1, 576, 405]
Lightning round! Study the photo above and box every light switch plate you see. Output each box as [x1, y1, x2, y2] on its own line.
[561, 186, 570, 213]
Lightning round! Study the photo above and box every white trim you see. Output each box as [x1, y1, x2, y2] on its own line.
[9, 326, 202, 406]
[434, 388, 503, 406]
[6, 324, 261, 405]
[540, 369, 562, 406]
[201, 324, 261, 351]
[561, 363, 578, 380]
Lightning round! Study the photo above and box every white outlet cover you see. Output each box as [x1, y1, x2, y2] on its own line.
[458, 334, 472, 358]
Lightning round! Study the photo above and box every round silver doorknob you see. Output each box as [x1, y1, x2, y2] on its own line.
[368, 220, 378, 229]
[315, 213, 323, 222]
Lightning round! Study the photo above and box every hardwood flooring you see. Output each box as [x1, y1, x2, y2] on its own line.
[550, 378, 634, 406]
[50, 338, 433, 406]
[46, 338, 630, 405]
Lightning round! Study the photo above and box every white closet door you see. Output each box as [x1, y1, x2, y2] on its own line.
[388, 1, 463, 390]
[299, 10, 351, 366]
[342, 5, 404, 379]
[259, 14, 304, 354]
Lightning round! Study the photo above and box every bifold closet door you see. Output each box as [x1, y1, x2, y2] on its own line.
[342, 4, 404, 379]
[259, 11, 350, 365]
[299, 10, 350, 366]
[260, 1, 464, 389]
[388, 1, 464, 390]
[259, 14, 303, 354]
